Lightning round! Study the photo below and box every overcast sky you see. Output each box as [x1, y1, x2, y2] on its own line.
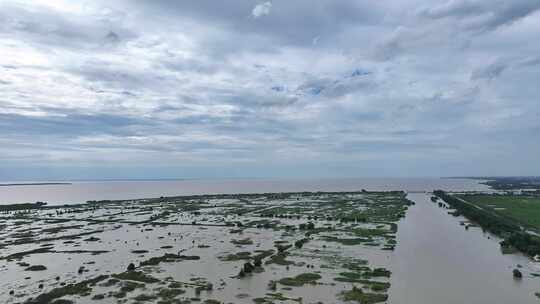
[1, 0, 539, 180]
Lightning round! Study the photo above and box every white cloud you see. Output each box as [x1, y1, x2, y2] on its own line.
[252, 2, 272, 18]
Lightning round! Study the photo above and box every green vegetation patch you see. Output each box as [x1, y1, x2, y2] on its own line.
[322, 236, 370, 246]
[26, 275, 109, 304]
[278, 273, 321, 286]
[157, 287, 186, 299]
[337, 267, 391, 279]
[265, 252, 295, 266]
[334, 277, 390, 292]
[25, 265, 47, 271]
[457, 194, 540, 230]
[1, 247, 52, 260]
[112, 271, 160, 283]
[231, 238, 254, 245]
[352, 227, 389, 238]
[253, 292, 302, 304]
[119, 280, 145, 293]
[253, 249, 275, 260]
[368, 268, 391, 277]
[133, 293, 157, 301]
[41, 225, 85, 234]
[339, 286, 388, 304]
[342, 260, 369, 270]
[140, 253, 200, 266]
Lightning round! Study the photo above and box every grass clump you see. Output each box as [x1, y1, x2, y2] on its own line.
[157, 287, 186, 299]
[340, 286, 388, 304]
[253, 293, 302, 304]
[278, 273, 321, 286]
[25, 265, 47, 271]
[112, 271, 159, 283]
[367, 268, 391, 278]
[133, 294, 157, 301]
[334, 277, 390, 291]
[119, 281, 145, 293]
[322, 236, 369, 246]
[265, 252, 294, 266]
[168, 282, 184, 289]
[231, 238, 254, 245]
[140, 253, 200, 266]
[352, 228, 389, 238]
[252, 249, 275, 260]
[342, 261, 369, 270]
[26, 275, 108, 304]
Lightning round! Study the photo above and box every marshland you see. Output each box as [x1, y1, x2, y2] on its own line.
[1, 183, 539, 304]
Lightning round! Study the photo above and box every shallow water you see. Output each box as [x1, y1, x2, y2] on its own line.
[0, 192, 405, 303]
[389, 193, 540, 304]
[0, 177, 489, 205]
[2, 179, 538, 303]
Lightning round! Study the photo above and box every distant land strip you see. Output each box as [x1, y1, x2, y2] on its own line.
[0, 182, 72, 187]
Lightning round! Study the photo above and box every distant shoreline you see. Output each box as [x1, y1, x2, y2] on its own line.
[0, 182, 72, 187]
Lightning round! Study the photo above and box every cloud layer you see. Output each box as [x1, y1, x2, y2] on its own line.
[1, 0, 539, 179]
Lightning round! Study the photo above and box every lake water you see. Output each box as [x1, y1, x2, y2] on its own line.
[0, 177, 488, 205]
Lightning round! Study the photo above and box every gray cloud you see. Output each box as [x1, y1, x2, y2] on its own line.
[471, 60, 508, 80]
[0, 2, 136, 50]
[0, 0, 539, 178]
[419, 0, 540, 32]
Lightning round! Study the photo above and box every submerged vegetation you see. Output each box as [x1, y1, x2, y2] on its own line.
[0, 190, 411, 303]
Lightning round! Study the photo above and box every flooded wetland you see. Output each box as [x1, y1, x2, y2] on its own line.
[1, 185, 539, 304]
[1, 191, 411, 304]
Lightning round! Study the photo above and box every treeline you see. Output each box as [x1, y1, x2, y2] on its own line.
[433, 190, 519, 235]
[129, 190, 408, 204]
[501, 233, 540, 257]
[433, 190, 540, 257]
[0, 202, 47, 212]
[480, 177, 540, 190]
